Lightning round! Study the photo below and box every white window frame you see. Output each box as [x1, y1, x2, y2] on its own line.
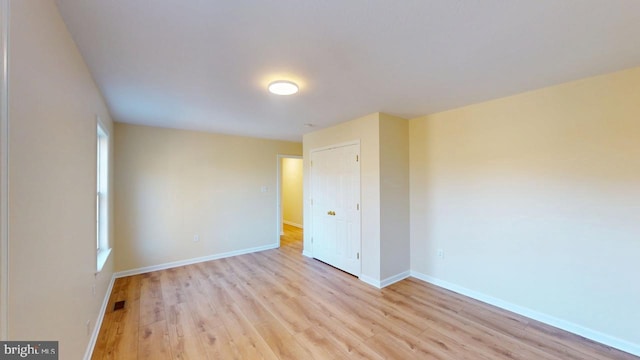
[96, 118, 111, 272]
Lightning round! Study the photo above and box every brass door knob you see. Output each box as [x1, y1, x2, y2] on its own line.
[327, 211, 336, 216]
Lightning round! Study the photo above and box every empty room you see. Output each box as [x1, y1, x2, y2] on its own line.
[1, 0, 639, 359]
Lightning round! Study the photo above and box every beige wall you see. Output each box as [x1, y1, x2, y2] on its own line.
[114, 123, 301, 271]
[282, 158, 303, 227]
[379, 114, 410, 280]
[303, 113, 381, 281]
[8, 1, 115, 358]
[410, 66, 640, 347]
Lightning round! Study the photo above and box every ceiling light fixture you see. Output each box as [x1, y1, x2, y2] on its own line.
[268, 80, 299, 95]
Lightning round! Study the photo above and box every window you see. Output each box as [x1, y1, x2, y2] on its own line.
[96, 120, 111, 271]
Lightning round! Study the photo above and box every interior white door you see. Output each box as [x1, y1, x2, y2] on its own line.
[311, 143, 360, 276]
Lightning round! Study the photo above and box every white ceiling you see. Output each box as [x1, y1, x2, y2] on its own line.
[56, 0, 640, 141]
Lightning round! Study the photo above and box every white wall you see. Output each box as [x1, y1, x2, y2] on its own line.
[281, 158, 303, 227]
[114, 123, 302, 272]
[8, 1, 115, 358]
[410, 66, 640, 351]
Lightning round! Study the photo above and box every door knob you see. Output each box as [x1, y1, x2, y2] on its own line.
[327, 211, 336, 216]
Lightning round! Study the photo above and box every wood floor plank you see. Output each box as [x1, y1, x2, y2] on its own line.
[197, 324, 236, 360]
[217, 304, 279, 360]
[159, 267, 186, 306]
[185, 284, 225, 334]
[138, 320, 172, 360]
[166, 302, 207, 359]
[196, 263, 237, 308]
[211, 261, 282, 327]
[254, 319, 316, 360]
[296, 326, 354, 360]
[139, 273, 165, 326]
[303, 324, 385, 360]
[364, 331, 422, 360]
[260, 295, 314, 335]
[91, 224, 639, 360]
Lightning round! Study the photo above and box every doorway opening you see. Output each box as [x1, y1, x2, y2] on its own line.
[276, 155, 303, 248]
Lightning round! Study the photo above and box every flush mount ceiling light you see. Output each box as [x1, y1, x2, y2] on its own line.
[268, 80, 299, 95]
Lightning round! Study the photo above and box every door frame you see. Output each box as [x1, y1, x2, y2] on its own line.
[309, 140, 361, 275]
[276, 154, 303, 247]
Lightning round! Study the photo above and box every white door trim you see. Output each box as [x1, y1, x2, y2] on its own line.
[276, 154, 302, 245]
[0, 0, 10, 341]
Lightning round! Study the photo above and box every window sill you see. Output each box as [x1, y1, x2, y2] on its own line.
[96, 247, 112, 273]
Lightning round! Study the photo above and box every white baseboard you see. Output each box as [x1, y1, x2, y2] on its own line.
[114, 243, 279, 278]
[381, 271, 411, 288]
[282, 220, 303, 229]
[302, 250, 312, 258]
[83, 274, 115, 360]
[410, 271, 640, 357]
[360, 271, 411, 289]
[359, 274, 381, 288]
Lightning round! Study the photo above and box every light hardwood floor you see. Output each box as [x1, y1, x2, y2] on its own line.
[92, 225, 637, 359]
